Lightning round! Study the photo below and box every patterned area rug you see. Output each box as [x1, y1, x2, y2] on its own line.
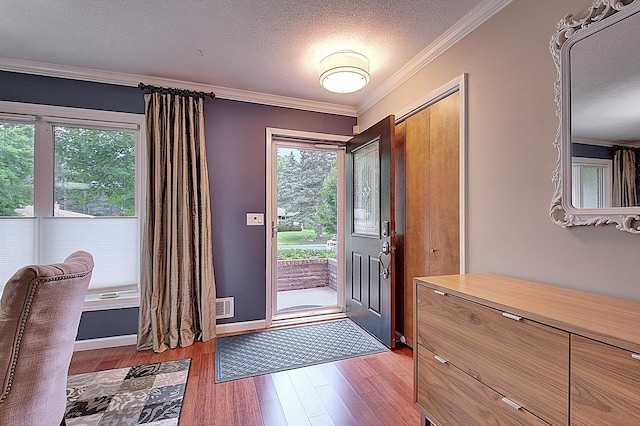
[215, 319, 387, 383]
[65, 358, 190, 425]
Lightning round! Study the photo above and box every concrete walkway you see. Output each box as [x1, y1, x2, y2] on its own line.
[277, 286, 337, 311]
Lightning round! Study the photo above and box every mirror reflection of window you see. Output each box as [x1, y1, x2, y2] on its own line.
[572, 157, 612, 208]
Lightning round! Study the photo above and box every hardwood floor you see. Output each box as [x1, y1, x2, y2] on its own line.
[69, 338, 419, 425]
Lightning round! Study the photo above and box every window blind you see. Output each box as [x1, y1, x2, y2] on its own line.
[0, 218, 36, 292]
[39, 217, 139, 294]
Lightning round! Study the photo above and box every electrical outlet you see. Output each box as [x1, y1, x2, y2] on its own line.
[246, 213, 264, 226]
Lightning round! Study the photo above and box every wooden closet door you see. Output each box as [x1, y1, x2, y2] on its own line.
[404, 107, 431, 348]
[428, 91, 460, 276]
[402, 91, 460, 347]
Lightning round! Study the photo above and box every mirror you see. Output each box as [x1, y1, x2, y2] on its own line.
[550, 0, 640, 233]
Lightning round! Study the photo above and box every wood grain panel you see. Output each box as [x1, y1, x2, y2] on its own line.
[416, 346, 549, 426]
[416, 284, 569, 426]
[259, 398, 288, 426]
[403, 106, 431, 349]
[428, 91, 460, 276]
[230, 379, 264, 425]
[272, 371, 313, 425]
[288, 368, 328, 418]
[571, 335, 640, 425]
[315, 384, 358, 426]
[311, 362, 381, 425]
[414, 273, 640, 353]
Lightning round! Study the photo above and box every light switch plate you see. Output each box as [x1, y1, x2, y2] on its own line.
[246, 213, 264, 226]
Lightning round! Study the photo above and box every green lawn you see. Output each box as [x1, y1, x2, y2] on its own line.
[277, 230, 331, 246]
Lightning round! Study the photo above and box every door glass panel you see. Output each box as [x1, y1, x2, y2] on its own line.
[353, 139, 380, 235]
[275, 145, 338, 314]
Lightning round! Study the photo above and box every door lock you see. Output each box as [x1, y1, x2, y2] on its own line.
[382, 220, 390, 237]
[381, 241, 390, 255]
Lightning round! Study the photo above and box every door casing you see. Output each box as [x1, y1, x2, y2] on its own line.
[265, 128, 350, 327]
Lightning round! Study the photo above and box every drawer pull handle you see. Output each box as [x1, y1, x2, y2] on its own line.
[502, 312, 522, 321]
[434, 355, 448, 364]
[501, 397, 522, 411]
[433, 290, 447, 296]
[632, 353, 640, 361]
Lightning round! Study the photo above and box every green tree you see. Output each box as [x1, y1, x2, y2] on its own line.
[0, 122, 34, 216]
[277, 149, 335, 238]
[277, 151, 300, 226]
[317, 160, 337, 235]
[54, 126, 135, 216]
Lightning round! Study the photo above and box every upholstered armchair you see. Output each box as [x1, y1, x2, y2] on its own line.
[0, 251, 94, 426]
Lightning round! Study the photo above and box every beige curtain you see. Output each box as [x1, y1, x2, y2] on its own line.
[137, 92, 216, 352]
[612, 147, 638, 207]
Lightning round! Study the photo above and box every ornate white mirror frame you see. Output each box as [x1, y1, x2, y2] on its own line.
[550, 0, 640, 234]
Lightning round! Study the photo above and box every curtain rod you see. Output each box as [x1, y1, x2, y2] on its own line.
[138, 82, 215, 99]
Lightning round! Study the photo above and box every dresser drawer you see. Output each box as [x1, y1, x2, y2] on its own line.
[416, 284, 569, 426]
[571, 335, 640, 425]
[416, 345, 549, 426]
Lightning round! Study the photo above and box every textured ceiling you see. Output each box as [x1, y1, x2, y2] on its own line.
[0, 0, 489, 112]
[570, 9, 640, 143]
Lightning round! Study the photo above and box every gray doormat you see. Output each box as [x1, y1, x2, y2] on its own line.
[214, 319, 387, 383]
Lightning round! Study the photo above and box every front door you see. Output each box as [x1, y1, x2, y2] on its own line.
[346, 116, 396, 348]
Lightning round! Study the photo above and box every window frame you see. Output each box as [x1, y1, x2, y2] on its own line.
[0, 101, 145, 311]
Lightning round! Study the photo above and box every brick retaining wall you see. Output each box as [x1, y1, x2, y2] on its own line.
[327, 258, 337, 291]
[277, 258, 338, 291]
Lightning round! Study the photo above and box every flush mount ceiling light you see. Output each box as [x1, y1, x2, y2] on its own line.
[319, 50, 370, 94]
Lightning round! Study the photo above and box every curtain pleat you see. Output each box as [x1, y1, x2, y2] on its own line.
[612, 147, 638, 208]
[138, 92, 216, 352]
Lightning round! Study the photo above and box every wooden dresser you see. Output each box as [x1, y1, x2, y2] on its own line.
[414, 273, 640, 426]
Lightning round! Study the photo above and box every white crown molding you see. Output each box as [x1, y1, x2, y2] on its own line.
[356, 0, 513, 115]
[573, 136, 640, 149]
[214, 85, 356, 116]
[0, 56, 357, 117]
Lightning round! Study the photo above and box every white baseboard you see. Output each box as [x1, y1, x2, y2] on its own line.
[74, 334, 137, 352]
[73, 320, 272, 351]
[216, 319, 266, 335]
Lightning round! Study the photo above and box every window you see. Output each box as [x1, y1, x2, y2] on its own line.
[572, 157, 612, 208]
[53, 126, 136, 217]
[0, 102, 145, 310]
[0, 119, 34, 217]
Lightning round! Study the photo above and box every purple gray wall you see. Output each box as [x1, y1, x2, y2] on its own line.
[205, 98, 355, 323]
[0, 71, 355, 337]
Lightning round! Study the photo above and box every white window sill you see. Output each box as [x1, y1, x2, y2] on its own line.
[82, 290, 140, 311]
